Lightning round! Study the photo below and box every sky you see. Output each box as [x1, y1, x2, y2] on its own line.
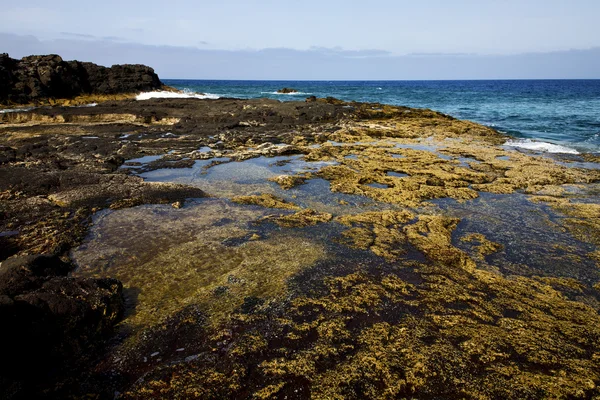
[1, 0, 599, 79]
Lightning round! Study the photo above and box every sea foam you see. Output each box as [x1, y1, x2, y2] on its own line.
[503, 139, 579, 154]
[0, 107, 34, 113]
[260, 91, 312, 96]
[136, 90, 220, 100]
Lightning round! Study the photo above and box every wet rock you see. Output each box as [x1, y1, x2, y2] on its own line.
[48, 176, 206, 208]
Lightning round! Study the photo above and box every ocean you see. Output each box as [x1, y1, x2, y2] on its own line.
[162, 79, 600, 154]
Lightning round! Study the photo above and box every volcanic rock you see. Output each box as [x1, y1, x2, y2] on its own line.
[277, 87, 298, 94]
[0, 255, 124, 380]
[0, 53, 163, 105]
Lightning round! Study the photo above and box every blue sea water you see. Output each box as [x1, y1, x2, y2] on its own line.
[163, 79, 600, 153]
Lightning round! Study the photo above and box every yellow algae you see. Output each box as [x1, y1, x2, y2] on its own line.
[336, 210, 415, 227]
[119, 131, 600, 400]
[335, 210, 415, 260]
[260, 209, 333, 228]
[128, 259, 600, 399]
[404, 215, 476, 271]
[72, 200, 327, 327]
[461, 232, 504, 259]
[111, 232, 324, 327]
[231, 193, 301, 210]
[528, 198, 600, 251]
[286, 117, 600, 209]
[268, 174, 309, 189]
[590, 250, 600, 266]
[51, 100, 600, 398]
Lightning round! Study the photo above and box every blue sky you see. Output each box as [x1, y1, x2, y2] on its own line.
[1, 0, 599, 79]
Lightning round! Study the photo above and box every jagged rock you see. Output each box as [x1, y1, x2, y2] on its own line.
[0, 254, 124, 379]
[0, 53, 163, 105]
[0, 254, 71, 297]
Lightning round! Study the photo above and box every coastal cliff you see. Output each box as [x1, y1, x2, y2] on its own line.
[0, 53, 163, 106]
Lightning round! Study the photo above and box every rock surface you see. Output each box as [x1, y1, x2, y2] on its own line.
[0, 254, 123, 394]
[1, 93, 600, 399]
[0, 53, 163, 105]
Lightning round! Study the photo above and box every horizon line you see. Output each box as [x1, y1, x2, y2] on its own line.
[161, 78, 600, 82]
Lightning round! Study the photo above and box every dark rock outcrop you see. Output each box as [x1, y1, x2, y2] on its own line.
[277, 87, 298, 94]
[0, 53, 163, 105]
[0, 254, 123, 388]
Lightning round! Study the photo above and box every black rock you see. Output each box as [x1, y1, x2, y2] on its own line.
[0, 53, 163, 105]
[0, 254, 72, 297]
[277, 87, 298, 94]
[0, 254, 124, 383]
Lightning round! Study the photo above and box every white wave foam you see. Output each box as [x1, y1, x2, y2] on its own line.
[0, 107, 34, 113]
[136, 91, 220, 100]
[260, 91, 312, 96]
[503, 139, 579, 154]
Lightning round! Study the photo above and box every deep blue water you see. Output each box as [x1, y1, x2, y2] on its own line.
[163, 79, 600, 153]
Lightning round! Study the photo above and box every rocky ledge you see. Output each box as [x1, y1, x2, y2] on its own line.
[1, 91, 600, 399]
[0, 53, 164, 106]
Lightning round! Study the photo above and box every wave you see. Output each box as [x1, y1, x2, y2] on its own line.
[503, 139, 579, 154]
[260, 91, 312, 96]
[136, 90, 220, 100]
[0, 107, 35, 113]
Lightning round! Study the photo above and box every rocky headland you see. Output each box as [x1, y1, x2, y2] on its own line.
[0, 53, 164, 107]
[1, 56, 600, 399]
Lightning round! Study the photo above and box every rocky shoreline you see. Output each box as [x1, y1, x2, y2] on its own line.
[1, 59, 600, 398]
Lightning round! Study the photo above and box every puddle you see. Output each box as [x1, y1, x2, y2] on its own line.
[387, 171, 408, 178]
[433, 192, 599, 283]
[558, 161, 600, 170]
[139, 155, 379, 215]
[457, 157, 481, 167]
[120, 155, 163, 169]
[71, 198, 323, 326]
[365, 183, 391, 189]
[394, 143, 440, 152]
[71, 197, 401, 328]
